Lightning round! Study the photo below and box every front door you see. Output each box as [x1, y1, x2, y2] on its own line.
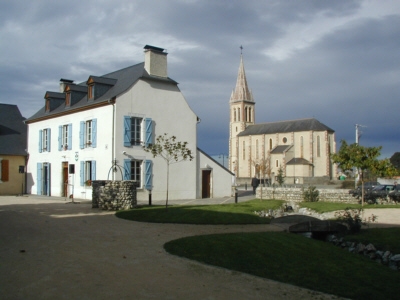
[62, 162, 68, 197]
[202, 170, 211, 198]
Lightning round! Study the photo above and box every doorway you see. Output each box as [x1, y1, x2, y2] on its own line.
[62, 162, 68, 197]
[202, 170, 211, 198]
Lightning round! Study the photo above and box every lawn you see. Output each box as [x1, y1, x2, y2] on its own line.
[116, 198, 400, 299]
[116, 199, 284, 224]
[164, 231, 400, 300]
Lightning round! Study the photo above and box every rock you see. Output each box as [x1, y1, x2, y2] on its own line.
[390, 254, 400, 262]
[365, 243, 376, 252]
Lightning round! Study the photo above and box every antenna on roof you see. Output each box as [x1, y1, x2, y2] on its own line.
[240, 45, 243, 54]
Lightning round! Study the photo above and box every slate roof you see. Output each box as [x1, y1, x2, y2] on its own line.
[270, 145, 292, 154]
[0, 104, 27, 155]
[286, 157, 311, 165]
[237, 118, 334, 137]
[26, 62, 178, 123]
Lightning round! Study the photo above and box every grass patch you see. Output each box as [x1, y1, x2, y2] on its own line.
[300, 201, 400, 213]
[116, 199, 283, 224]
[165, 231, 400, 300]
[344, 227, 400, 253]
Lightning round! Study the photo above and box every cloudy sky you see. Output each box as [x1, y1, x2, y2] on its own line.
[1, 0, 399, 160]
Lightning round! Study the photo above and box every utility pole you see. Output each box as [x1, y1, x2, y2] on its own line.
[355, 124, 366, 144]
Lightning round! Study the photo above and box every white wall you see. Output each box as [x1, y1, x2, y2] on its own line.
[114, 79, 198, 201]
[198, 150, 234, 198]
[27, 105, 114, 199]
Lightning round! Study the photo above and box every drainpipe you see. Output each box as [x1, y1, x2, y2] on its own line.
[108, 97, 116, 180]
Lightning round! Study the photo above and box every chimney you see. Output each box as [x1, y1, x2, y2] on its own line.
[59, 78, 74, 92]
[144, 45, 168, 78]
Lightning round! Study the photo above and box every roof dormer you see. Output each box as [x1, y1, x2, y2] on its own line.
[64, 84, 87, 107]
[86, 76, 117, 100]
[44, 92, 65, 112]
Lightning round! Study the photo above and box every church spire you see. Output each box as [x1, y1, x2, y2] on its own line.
[230, 48, 253, 103]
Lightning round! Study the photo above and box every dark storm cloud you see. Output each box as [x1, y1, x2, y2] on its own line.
[0, 0, 399, 159]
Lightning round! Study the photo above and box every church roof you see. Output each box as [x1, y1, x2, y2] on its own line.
[230, 54, 254, 103]
[237, 118, 334, 137]
[271, 145, 292, 154]
[286, 157, 312, 165]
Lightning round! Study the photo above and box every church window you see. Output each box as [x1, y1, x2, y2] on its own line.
[282, 137, 287, 144]
[245, 107, 248, 122]
[249, 107, 252, 122]
[256, 140, 259, 159]
[236, 127, 238, 132]
[275, 159, 279, 167]
[233, 108, 236, 122]
[243, 141, 245, 160]
[238, 108, 240, 121]
[317, 136, 321, 157]
[300, 136, 304, 158]
[269, 138, 272, 150]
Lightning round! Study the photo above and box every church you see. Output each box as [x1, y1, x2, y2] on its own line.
[228, 53, 337, 185]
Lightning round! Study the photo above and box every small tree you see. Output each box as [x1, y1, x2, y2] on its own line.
[332, 140, 398, 206]
[143, 133, 194, 209]
[276, 166, 285, 186]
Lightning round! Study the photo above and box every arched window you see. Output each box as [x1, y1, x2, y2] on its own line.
[238, 108, 241, 121]
[245, 107, 248, 122]
[256, 139, 259, 159]
[317, 136, 321, 157]
[300, 136, 304, 158]
[269, 138, 273, 150]
[233, 108, 236, 122]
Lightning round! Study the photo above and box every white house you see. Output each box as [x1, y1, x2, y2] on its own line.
[25, 45, 233, 201]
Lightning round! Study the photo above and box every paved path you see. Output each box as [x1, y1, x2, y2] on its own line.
[2, 194, 397, 299]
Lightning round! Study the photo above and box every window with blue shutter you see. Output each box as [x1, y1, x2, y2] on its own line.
[80, 161, 84, 186]
[37, 163, 43, 195]
[144, 118, 153, 147]
[124, 116, 131, 146]
[91, 160, 96, 180]
[144, 160, 152, 190]
[58, 125, 62, 151]
[67, 123, 72, 150]
[92, 119, 97, 148]
[80, 121, 85, 149]
[47, 128, 51, 152]
[123, 159, 131, 180]
[39, 130, 43, 153]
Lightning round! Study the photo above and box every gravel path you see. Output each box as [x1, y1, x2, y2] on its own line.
[3, 196, 397, 299]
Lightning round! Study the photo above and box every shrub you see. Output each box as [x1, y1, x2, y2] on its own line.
[335, 208, 377, 234]
[303, 186, 319, 202]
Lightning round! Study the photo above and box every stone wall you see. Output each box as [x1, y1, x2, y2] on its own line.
[92, 180, 137, 210]
[258, 187, 357, 203]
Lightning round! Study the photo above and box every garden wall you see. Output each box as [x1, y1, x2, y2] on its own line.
[92, 180, 137, 210]
[257, 187, 357, 203]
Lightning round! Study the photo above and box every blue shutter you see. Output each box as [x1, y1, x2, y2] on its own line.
[67, 123, 72, 150]
[47, 163, 51, 196]
[92, 119, 97, 148]
[80, 161, 84, 186]
[124, 116, 131, 147]
[58, 125, 62, 151]
[123, 159, 131, 180]
[39, 130, 43, 153]
[80, 121, 85, 149]
[144, 118, 153, 147]
[37, 163, 42, 195]
[48, 128, 51, 152]
[144, 160, 152, 190]
[91, 160, 96, 180]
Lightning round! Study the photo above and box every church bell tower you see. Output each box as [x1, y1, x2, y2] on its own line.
[229, 48, 255, 174]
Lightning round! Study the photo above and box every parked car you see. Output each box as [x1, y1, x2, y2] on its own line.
[349, 181, 380, 198]
[389, 185, 400, 203]
[365, 185, 394, 204]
